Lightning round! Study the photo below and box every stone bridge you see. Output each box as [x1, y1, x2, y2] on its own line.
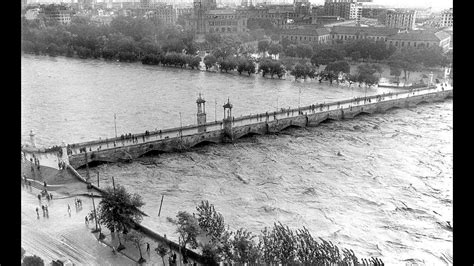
[22, 85, 453, 169]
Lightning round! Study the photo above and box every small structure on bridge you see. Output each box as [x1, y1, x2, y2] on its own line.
[29, 130, 36, 148]
[223, 98, 233, 142]
[196, 93, 207, 133]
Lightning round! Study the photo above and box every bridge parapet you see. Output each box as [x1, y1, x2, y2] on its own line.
[24, 85, 452, 163]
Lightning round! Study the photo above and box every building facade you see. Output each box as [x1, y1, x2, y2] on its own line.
[386, 30, 451, 52]
[330, 25, 399, 44]
[323, 1, 362, 22]
[280, 27, 331, 44]
[383, 10, 416, 30]
[438, 8, 453, 28]
[39, 4, 72, 24]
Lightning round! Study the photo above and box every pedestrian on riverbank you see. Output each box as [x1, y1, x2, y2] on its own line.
[46, 194, 50, 202]
[36, 207, 39, 219]
[45, 206, 49, 218]
[85, 216, 89, 225]
[42, 205, 45, 217]
[50, 193, 53, 200]
[38, 194, 41, 201]
[68, 204, 71, 213]
[146, 242, 150, 254]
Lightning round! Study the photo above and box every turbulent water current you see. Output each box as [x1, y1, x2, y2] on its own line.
[22, 55, 452, 264]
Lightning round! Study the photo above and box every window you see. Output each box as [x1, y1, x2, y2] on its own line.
[401, 42, 404, 47]
[395, 41, 398, 46]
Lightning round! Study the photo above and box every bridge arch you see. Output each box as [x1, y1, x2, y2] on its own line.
[190, 139, 219, 148]
[416, 100, 430, 105]
[384, 105, 402, 112]
[352, 111, 372, 118]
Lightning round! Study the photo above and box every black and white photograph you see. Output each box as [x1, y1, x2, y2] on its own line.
[21, 0, 453, 264]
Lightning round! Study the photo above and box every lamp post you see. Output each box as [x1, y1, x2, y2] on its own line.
[179, 112, 183, 138]
[90, 192, 105, 240]
[114, 113, 117, 139]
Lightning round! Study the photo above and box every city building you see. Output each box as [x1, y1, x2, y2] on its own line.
[361, 7, 387, 19]
[323, 0, 362, 22]
[39, 4, 73, 24]
[386, 30, 451, 52]
[280, 27, 331, 44]
[330, 25, 399, 44]
[382, 10, 416, 30]
[185, 0, 248, 35]
[144, 5, 178, 25]
[438, 8, 453, 28]
[241, 0, 253, 7]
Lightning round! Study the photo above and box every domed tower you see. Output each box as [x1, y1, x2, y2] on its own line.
[196, 93, 207, 133]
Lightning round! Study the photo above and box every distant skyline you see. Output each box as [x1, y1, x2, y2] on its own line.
[26, 0, 452, 11]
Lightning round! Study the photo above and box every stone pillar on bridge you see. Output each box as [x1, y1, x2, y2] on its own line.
[29, 130, 36, 148]
[223, 98, 233, 142]
[196, 93, 207, 133]
[61, 141, 70, 166]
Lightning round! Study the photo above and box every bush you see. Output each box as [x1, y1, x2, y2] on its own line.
[22, 255, 44, 266]
[204, 55, 217, 70]
[76, 46, 92, 59]
[141, 54, 162, 65]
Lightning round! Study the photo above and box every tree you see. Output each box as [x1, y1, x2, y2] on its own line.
[204, 55, 217, 70]
[175, 211, 200, 250]
[22, 255, 44, 266]
[231, 228, 260, 264]
[388, 49, 421, 84]
[295, 44, 313, 59]
[388, 60, 403, 84]
[97, 185, 145, 251]
[257, 40, 270, 55]
[124, 230, 146, 263]
[268, 43, 282, 59]
[155, 242, 169, 266]
[325, 61, 350, 75]
[356, 64, 381, 87]
[201, 243, 220, 266]
[186, 55, 201, 70]
[312, 48, 344, 65]
[217, 57, 237, 73]
[196, 200, 225, 243]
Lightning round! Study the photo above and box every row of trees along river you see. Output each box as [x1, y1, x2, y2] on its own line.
[21, 15, 452, 86]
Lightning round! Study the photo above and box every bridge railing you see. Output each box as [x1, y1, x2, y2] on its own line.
[230, 85, 448, 126]
[60, 85, 451, 155]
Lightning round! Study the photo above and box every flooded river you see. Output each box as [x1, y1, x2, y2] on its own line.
[22, 55, 452, 264]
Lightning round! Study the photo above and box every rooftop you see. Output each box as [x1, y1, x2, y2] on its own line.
[387, 30, 451, 41]
[330, 26, 399, 36]
[280, 27, 331, 36]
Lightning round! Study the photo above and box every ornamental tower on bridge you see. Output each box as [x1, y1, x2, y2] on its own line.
[196, 93, 207, 132]
[223, 98, 233, 142]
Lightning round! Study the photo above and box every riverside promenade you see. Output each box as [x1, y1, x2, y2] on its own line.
[21, 160, 203, 265]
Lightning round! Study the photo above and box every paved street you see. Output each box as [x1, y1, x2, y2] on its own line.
[21, 167, 198, 266]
